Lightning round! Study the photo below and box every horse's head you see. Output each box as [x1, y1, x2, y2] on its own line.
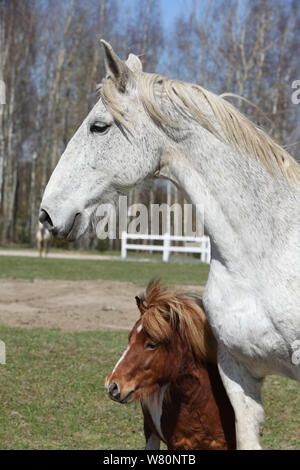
[105, 314, 173, 404]
[105, 280, 217, 404]
[39, 41, 164, 240]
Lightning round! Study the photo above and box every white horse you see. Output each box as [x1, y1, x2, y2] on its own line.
[39, 41, 300, 449]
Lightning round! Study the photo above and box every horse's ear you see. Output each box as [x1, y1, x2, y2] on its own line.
[101, 39, 133, 93]
[125, 53, 143, 74]
[135, 296, 148, 316]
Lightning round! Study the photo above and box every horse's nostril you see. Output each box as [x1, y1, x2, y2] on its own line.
[108, 382, 120, 399]
[39, 209, 53, 228]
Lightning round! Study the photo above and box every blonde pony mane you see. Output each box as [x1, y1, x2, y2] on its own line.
[139, 280, 217, 364]
[101, 72, 300, 186]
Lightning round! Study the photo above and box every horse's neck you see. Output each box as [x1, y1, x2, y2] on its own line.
[162, 361, 236, 449]
[142, 384, 169, 443]
[162, 137, 293, 272]
[171, 360, 217, 399]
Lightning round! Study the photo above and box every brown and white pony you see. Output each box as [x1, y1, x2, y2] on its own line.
[36, 221, 51, 257]
[106, 280, 236, 450]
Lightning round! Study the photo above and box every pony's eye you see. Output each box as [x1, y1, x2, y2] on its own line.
[146, 341, 157, 350]
[90, 123, 111, 134]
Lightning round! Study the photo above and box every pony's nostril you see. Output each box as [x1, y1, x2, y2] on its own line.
[39, 209, 53, 228]
[108, 382, 120, 399]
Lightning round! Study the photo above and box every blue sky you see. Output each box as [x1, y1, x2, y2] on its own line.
[125, 0, 192, 29]
[160, 0, 190, 28]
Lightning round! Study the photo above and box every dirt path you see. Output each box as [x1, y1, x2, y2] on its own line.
[0, 279, 204, 331]
[0, 249, 152, 262]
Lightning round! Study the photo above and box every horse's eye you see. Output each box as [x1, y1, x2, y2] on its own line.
[146, 341, 157, 350]
[90, 123, 111, 134]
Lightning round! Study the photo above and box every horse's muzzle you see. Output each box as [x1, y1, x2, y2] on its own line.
[108, 381, 121, 401]
[39, 207, 83, 241]
[107, 381, 134, 404]
[39, 209, 54, 231]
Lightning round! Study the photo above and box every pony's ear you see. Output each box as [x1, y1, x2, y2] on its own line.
[125, 53, 143, 74]
[101, 39, 134, 93]
[135, 296, 148, 316]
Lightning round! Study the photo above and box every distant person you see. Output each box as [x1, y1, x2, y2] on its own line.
[36, 221, 51, 257]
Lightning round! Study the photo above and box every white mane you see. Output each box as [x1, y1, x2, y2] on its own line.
[101, 72, 300, 185]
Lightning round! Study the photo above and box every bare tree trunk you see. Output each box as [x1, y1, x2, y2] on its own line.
[49, 0, 75, 172]
[0, 1, 8, 207]
[1, 66, 17, 242]
[27, 151, 38, 244]
[141, 0, 151, 57]
[88, 0, 106, 101]
[166, 180, 171, 235]
[0, 102, 4, 208]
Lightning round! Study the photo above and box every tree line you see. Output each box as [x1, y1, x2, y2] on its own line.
[0, 0, 299, 249]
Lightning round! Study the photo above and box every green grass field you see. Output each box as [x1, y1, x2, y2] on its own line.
[0, 326, 144, 450]
[0, 325, 299, 450]
[0, 253, 299, 449]
[0, 255, 210, 286]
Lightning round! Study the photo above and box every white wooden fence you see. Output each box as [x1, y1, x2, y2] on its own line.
[121, 232, 211, 263]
